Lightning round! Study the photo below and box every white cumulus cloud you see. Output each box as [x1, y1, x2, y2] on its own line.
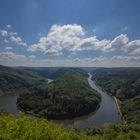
[28, 24, 85, 56]
[28, 24, 140, 57]
[4, 47, 12, 51]
[0, 30, 8, 37]
[10, 36, 27, 46]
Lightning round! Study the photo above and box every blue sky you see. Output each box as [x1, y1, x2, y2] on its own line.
[0, 0, 140, 67]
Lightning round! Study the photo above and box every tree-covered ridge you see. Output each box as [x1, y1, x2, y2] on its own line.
[0, 112, 140, 140]
[92, 68, 140, 124]
[0, 65, 87, 96]
[17, 71, 101, 119]
[48, 67, 87, 79]
[0, 65, 48, 96]
[121, 95, 140, 124]
[92, 68, 140, 100]
[17, 67, 87, 79]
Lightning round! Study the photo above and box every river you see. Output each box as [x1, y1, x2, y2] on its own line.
[0, 93, 19, 115]
[0, 73, 120, 129]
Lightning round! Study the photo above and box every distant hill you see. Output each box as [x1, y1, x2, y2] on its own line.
[0, 65, 89, 96]
[81, 67, 102, 72]
[48, 67, 87, 79]
[17, 67, 87, 79]
[16, 66, 60, 79]
[0, 65, 48, 96]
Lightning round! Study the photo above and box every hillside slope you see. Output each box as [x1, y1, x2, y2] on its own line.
[0, 65, 48, 96]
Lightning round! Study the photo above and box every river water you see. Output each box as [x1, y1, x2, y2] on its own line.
[0, 73, 120, 129]
[0, 93, 19, 115]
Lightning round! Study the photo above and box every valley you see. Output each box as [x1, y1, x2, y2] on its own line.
[0, 65, 140, 139]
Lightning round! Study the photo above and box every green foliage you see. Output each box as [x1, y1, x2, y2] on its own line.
[18, 67, 87, 79]
[92, 68, 140, 124]
[84, 124, 140, 140]
[48, 68, 87, 79]
[121, 96, 140, 124]
[0, 65, 48, 95]
[92, 68, 140, 100]
[0, 113, 140, 140]
[0, 113, 90, 140]
[17, 71, 101, 119]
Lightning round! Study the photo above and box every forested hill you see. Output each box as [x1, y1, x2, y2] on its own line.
[0, 65, 87, 96]
[91, 68, 140, 124]
[16, 67, 87, 79]
[47, 67, 87, 79]
[17, 71, 101, 119]
[0, 65, 48, 96]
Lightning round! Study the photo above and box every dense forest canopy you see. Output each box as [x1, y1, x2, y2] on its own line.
[0, 65, 101, 119]
[17, 70, 101, 119]
[0, 65, 48, 95]
[0, 65, 87, 96]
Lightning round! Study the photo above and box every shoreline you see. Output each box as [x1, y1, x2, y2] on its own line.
[17, 102, 101, 121]
[113, 97, 127, 124]
[92, 78, 122, 123]
[113, 96, 122, 117]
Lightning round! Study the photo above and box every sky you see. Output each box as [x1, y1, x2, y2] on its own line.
[0, 0, 140, 67]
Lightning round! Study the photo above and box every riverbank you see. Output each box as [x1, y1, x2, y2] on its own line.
[17, 101, 101, 121]
[91, 76, 121, 123]
[113, 97, 122, 117]
[113, 97, 129, 125]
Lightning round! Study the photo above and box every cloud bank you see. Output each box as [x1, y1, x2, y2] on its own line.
[0, 24, 140, 67]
